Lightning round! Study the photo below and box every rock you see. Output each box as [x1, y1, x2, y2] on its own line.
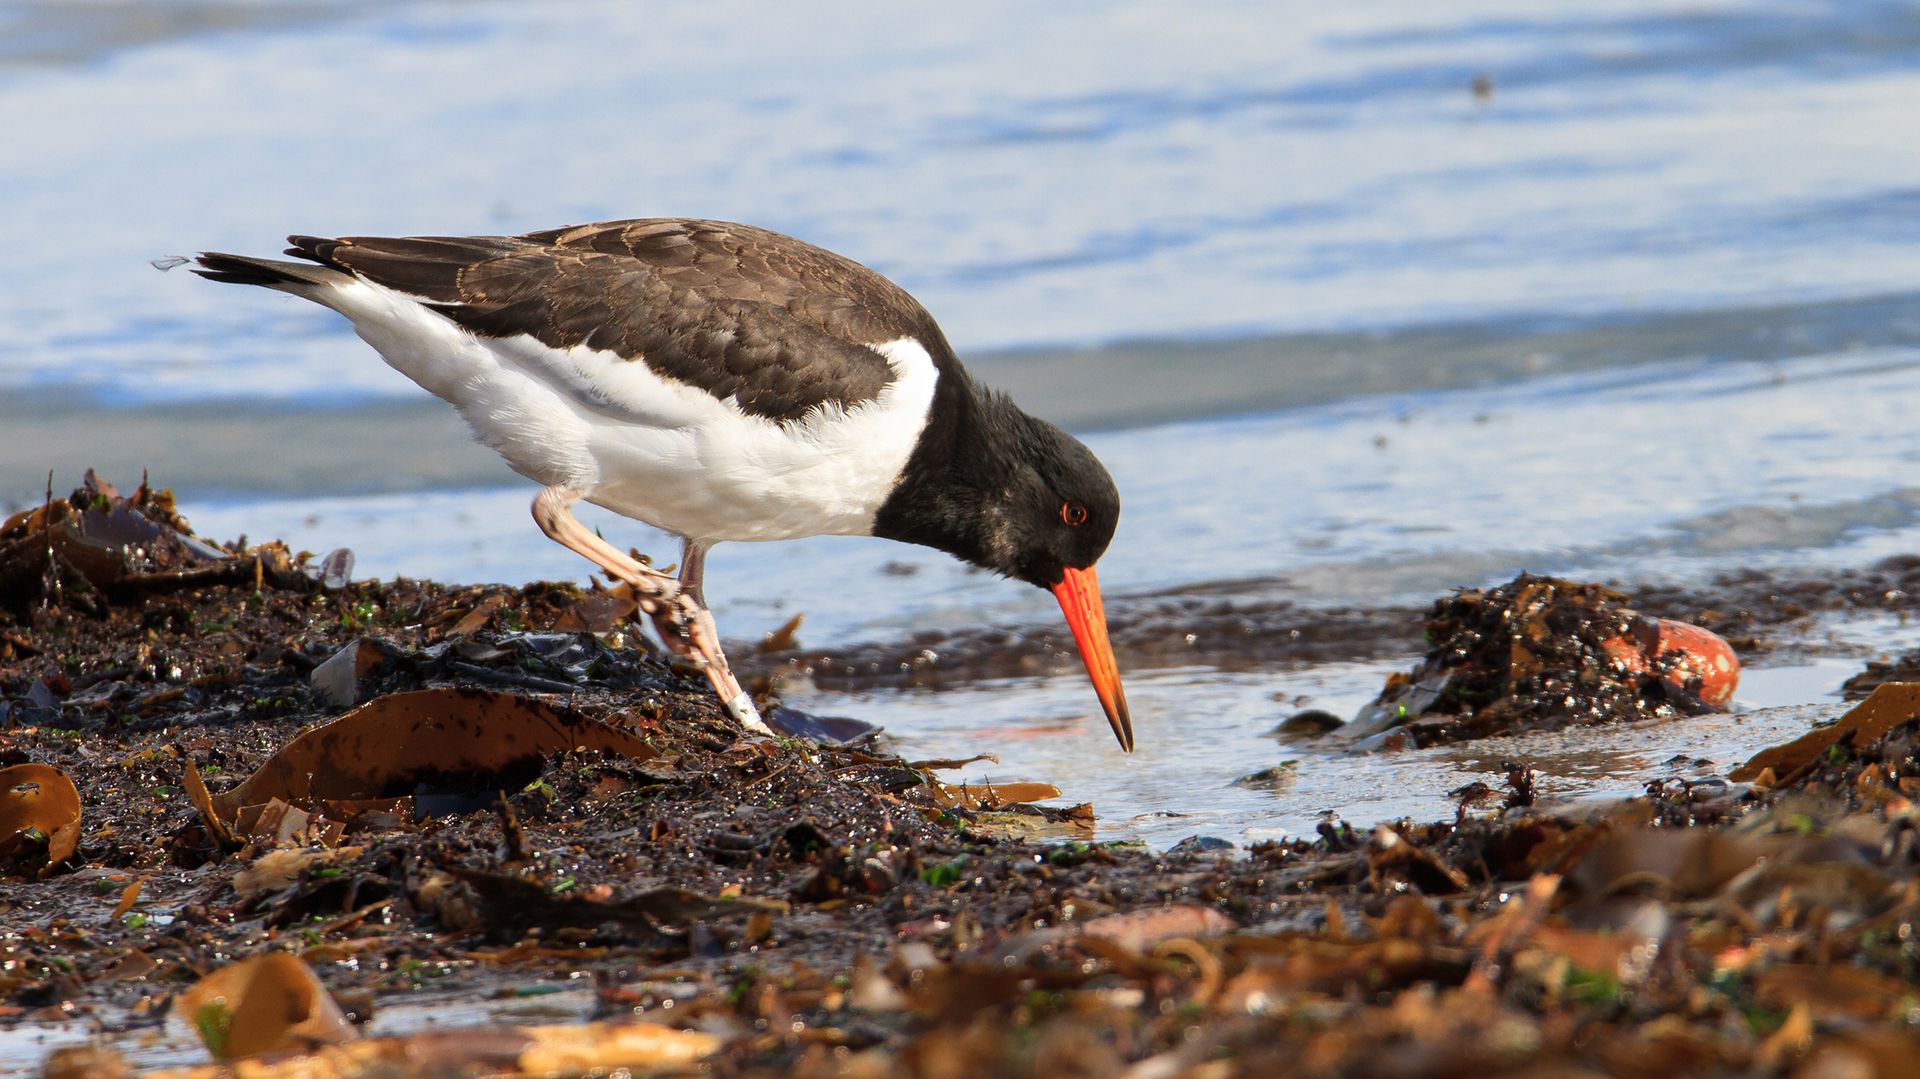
[1274, 709, 1344, 737]
[1169, 835, 1236, 855]
[1231, 765, 1297, 792]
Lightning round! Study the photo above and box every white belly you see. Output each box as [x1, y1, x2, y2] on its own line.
[319, 279, 938, 544]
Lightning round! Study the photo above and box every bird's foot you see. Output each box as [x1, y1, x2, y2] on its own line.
[725, 690, 773, 735]
[644, 588, 771, 737]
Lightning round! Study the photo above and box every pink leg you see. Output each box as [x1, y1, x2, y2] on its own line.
[532, 488, 769, 734]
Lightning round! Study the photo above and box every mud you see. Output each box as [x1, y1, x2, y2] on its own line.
[5, 478, 1920, 1076]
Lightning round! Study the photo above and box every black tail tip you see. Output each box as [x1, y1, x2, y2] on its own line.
[191, 252, 275, 286]
[190, 251, 331, 288]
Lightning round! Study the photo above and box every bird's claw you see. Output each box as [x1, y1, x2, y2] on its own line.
[726, 691, 773, 735]
[619, 572, 765, 736]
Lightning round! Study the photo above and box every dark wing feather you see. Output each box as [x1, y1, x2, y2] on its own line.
[286, 220, 948, 423]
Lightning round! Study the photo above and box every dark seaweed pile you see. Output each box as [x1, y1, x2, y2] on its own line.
[1352, 574, 1716, 747]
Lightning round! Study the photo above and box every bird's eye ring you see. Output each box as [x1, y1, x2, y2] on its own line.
[1061, 501, 1089, 527]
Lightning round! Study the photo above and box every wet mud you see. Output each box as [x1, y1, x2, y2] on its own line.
[5, 477, 1920, 1076]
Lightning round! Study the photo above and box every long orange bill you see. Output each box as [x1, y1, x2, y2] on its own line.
[1050, 565, 1134, 752]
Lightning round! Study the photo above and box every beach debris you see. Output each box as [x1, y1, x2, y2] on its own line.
[0, 762, 81, 876]
[967, 800, 1096, 840]
[0, 471, 309, 611]
[1731, 681, 1920, 785]
[925, 779, 1063, 810]
[1077, 904, 1232, 950]
[763, 704, 880, 744]
[308, 637, 401, 710]
[1841, 642, 1920, 699]
[1274, 709, 1343, 737]
[17, 494, 1920, 1073]
[181, 759, 238, 852]
[176, 952, 356, 1060]
[1345, 574, 1740, 746]
[549, 580, 639, 633]
[448, 591, 511, 637]
[200, 687, 660, 823]
[757, 612, 805, 653]
[61, 1018, 717, 1078]
[444, 868, 784, 945]
[1168, 834, 1237, 854]
[1600, 615, 1739, 707]
[230, 846, 365, 903]
[310, 547, 355, 590]
[1234, 762, 1298, 791]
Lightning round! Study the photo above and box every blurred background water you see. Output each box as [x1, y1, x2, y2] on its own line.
[7, 0, 1920, 843]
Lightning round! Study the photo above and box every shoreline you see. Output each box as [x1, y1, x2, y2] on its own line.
[13, 285, 1920, 504]
[5, 482, 1920, 1073]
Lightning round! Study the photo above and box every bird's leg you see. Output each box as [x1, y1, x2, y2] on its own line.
[531, 487, 675, 596]
[531, 488, 771, 735]
[669, 541, 767, 733]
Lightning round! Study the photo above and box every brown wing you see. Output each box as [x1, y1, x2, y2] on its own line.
[285, 219, 948, 423]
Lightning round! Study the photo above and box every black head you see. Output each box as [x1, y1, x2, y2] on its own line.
[873, 394, 1119, 585]
[873, 390, 1133, 750]
[991, 413, 1121, 588]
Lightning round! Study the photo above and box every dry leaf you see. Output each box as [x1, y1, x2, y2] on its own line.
[177, 952, 356, 1060]
[553, 583, 641, 633]
[1753, 964, 1914, 1022]
[448, 592, 510, 637]
[0, 762, 82, 876]
[1732, 683, 1920, 784]
[516, 1021, 719, 1073]
[230, 798, 344, 847]
[128, 1019, 713, 1078]
[211, 688, 660, 817]
[183, 759, 237, 850]
[927, 779, 1062, 810]
[111, 878, 144, 919]
[233, 847, 363, 903]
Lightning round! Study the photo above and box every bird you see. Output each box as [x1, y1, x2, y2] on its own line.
[193, 218, 1134, 750]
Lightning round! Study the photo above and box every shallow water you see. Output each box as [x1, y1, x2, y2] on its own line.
[10, 1, 1920, 856]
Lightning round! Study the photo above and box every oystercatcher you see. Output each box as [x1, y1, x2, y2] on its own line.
[194, 219, 1134, 749]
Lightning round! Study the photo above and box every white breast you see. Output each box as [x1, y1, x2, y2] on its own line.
[314, 278, 938, 544]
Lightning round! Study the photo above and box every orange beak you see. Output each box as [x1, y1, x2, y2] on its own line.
[1050, 565, 1134, 752]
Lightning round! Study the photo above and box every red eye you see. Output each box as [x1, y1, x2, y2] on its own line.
[1061, 501, 1088, 527]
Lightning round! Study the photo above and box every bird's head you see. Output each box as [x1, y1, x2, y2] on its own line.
[996, 423, 1133, 753]
[876, 400, 1134, 751]
[986, 416, 1120, 587]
